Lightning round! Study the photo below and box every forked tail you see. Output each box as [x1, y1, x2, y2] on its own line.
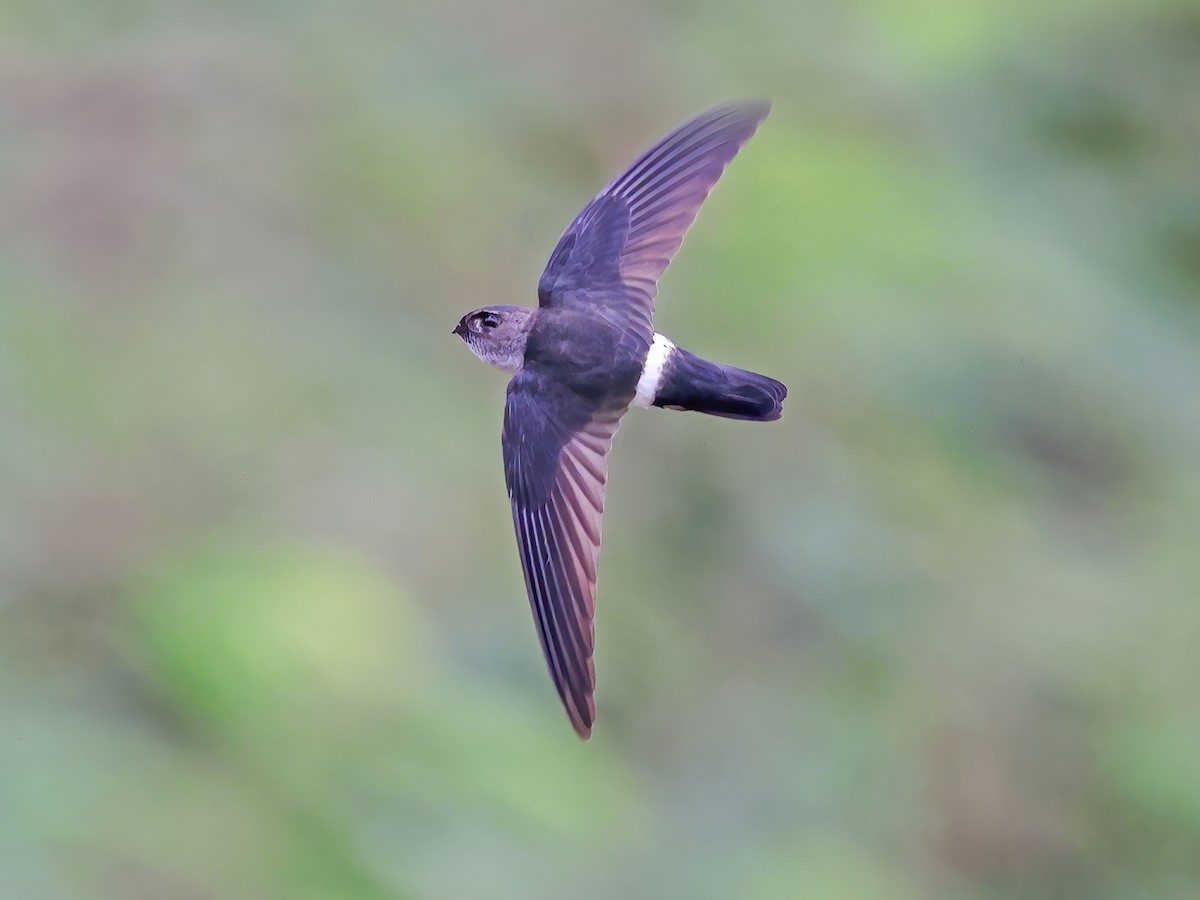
[643, 344, 786, 421]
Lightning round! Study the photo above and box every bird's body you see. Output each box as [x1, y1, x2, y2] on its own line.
[526, 306, 646, 407]
[453, 103, 784, 738]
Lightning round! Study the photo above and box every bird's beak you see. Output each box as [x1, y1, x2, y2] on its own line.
[452, 321, 466, 338]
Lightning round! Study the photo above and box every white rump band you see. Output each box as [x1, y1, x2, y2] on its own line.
[633, 333, 675, 408]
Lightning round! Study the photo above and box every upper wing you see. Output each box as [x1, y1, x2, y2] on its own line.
[503, 371, 624, 739]
[537, 102, 771, 340]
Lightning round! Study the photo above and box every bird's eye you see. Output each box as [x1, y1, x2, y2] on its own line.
[474, 311, 501, 331]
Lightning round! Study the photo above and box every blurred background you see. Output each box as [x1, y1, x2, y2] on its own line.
[2, 0, 1199, 897]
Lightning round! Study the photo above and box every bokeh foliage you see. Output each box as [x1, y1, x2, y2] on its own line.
[1, 0, 1199, 897]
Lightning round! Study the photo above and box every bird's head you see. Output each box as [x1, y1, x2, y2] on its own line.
[453, 305, 534, 373]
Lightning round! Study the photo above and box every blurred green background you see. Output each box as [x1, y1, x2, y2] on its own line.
[2, 0, 1199, 897]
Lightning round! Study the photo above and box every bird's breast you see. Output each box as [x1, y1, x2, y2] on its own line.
[524, 310, 647, 407]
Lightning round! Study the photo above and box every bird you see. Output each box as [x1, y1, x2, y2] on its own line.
[452, 102, 786, 739]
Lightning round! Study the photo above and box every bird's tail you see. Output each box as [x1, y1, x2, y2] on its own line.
[651, 347, 786, 422]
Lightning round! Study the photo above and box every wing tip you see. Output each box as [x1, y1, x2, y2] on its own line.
[565, 687, 596, 739]
[708, 99, 772, 129]
[567, 689, 596, 740]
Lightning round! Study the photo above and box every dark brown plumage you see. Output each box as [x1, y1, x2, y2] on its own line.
[454, 103, 784, 738]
